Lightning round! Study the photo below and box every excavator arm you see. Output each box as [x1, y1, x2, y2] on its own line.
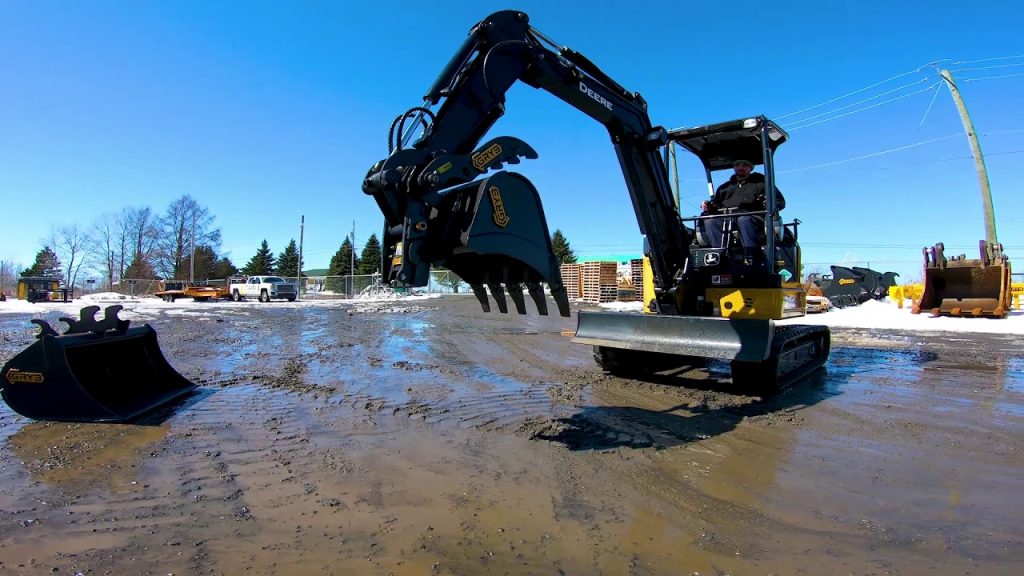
[362, 10, 690, 316]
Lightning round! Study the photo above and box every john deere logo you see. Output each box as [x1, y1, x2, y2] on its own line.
[5, 369, 44, 385]
[472, 143, 503, 171]
[489, 186, 510, 228]
[703, 252, 721, 266]
[838, 278, 855, 285]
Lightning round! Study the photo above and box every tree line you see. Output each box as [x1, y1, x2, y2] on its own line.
[16, 195, 579, 291]
[21, 195, 231, 289]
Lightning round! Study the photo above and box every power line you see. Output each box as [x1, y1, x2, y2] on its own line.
[782, 78, 931, 127]
[952, 54, 1024, 66]
[775, 63, 937, 120]
[786, 82, 941, 131]
[949, 62, 1024, 73]
[778, 132, 963, 173]
[963, 72, 1024, 82]
[917, 82, 943, 127]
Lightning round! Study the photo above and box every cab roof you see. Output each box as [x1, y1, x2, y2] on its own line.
[667, 116, 788, 171]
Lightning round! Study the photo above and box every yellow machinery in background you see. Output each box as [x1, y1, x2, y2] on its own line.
[913, 241, 1012, 318]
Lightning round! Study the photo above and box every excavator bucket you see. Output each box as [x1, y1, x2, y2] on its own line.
[0, 305, 196, 423]
[914, 241, 1012, 318]
[821, 265, 869, 307]
[409, 170, 570, 317]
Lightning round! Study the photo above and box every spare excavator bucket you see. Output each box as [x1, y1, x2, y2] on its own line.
[821, 265, 869, 307]
[0, 305, 196, 423]
[425, 171, 571, 317]
[914, 241, 1012, 318]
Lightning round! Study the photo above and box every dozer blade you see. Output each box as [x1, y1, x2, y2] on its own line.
[573, 311, 774, 362]
[913, 241, 1012, 318]
[575, 311, 830, 394]
[389, 170, 570, 317]
[0, 306, 196, 423]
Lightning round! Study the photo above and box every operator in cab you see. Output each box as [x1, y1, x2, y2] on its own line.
[700, 158, 785, 250]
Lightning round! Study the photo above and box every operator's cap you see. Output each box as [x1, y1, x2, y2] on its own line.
[733, 159, 754, 168]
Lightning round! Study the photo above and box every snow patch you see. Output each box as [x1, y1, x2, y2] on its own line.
[593, 298, 1024, 335]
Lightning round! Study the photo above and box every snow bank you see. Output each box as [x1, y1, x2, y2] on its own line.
[596, 298, 1024, 335]
[779, 298, 1024, 335]
[80, 292, 143, 302]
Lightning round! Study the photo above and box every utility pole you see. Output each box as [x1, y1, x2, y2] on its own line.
[939, 69, 998, 245]
[350, 221, 356, 297]
[297, 215, 305, 280]
[189, 211, 196, 283]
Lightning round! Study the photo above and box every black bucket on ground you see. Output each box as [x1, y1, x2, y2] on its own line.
[0, 306, 196, 423]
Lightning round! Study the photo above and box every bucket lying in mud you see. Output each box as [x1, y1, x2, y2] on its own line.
[0, 305, 196, 423]
[914, 241, 1012, 318]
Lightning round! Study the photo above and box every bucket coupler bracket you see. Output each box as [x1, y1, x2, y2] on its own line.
[30, 319, 59, 339]
[418, 136, 538, 191]
[58, 305, 131, 335]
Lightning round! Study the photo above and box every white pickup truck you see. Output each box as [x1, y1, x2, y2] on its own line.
[229, 276, 298, 302]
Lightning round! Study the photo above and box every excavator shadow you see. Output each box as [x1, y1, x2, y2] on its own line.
[535, 367, 845, 451]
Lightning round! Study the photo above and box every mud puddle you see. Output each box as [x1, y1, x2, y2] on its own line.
[0, 295, 1021, 575]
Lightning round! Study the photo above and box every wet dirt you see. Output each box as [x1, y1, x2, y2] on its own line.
[0, 296, 1021, 575]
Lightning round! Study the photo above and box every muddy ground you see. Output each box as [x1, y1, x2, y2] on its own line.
[0, 295, 1021, 575]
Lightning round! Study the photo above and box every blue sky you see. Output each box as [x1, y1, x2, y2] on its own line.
[1, 0, 1022, 281]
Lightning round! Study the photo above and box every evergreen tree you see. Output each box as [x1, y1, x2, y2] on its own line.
[328, 237, 359, 276]
[23, 246, 63, 280]
[358, 233, 382, 275]
[241, 240, 275, 275]
[124, 251, 157, 279]
[275, 239, 302, 277]
[551, 229, 577, 265]
[211, 257, 238, 279]
[180, 245, 217, 280]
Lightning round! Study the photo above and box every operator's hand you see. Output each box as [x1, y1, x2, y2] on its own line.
[701, 200, 716, 214]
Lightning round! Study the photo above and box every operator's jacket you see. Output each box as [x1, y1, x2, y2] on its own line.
[709, 173, 785, 214]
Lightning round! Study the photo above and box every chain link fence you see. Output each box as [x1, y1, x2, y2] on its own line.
[103, 270, 467, 300]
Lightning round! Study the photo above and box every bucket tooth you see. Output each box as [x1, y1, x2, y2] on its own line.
[470, 283, 491, 313]
[525, 282, 549, 316]
[507, 283, 527, 314]
[549, 282, 570, 317]
[488, 283, 509, 313]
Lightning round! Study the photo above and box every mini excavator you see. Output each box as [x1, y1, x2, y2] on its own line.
[362, 10, 830, 392]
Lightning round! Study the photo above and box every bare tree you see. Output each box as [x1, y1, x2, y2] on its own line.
[155, 195, 221, 279]
[127, 206, 159, 273]
[114, 207, 133, 280]
[50, 224, 91, 290]
[0, 258, 23, 298]
[89, 213, 121, 290]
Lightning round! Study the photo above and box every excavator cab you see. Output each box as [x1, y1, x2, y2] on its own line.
[667, 117, 805, 319]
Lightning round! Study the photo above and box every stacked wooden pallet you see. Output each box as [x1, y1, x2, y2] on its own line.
[559, 263, 581, 299]
[630, 259, 644, 302]
[581, 261, 618, 303]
